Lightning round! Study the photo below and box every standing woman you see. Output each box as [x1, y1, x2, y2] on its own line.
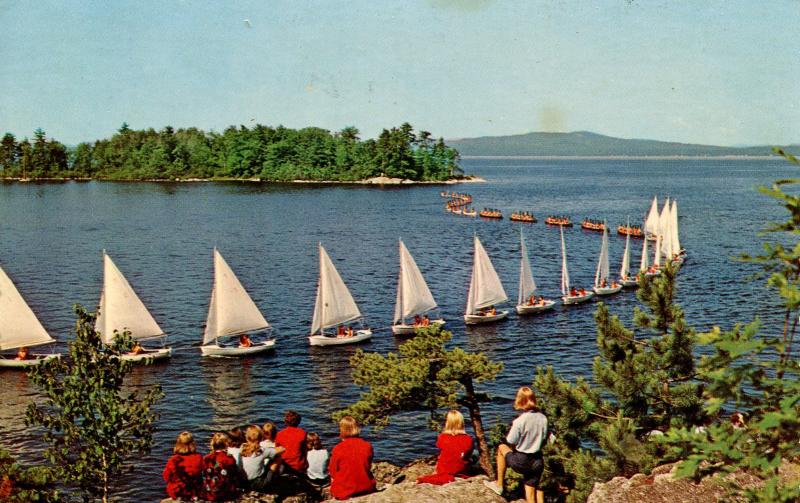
[417, 410, 474, 485]
[328, 416, 376, 500]
[163, 431, 204, 500]
[484, 387, 548, 503]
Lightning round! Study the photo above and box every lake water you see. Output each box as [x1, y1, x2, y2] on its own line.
[0, 157, 792, 501]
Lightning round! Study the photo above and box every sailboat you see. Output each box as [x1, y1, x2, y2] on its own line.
[644, 196, 659, 241]
[516, 230, 555, 314]
[560, 226, 594, 305]
[392, 239, 445, 335]
[95, 252, 172, 362]
[670, 199, 685, 264]
[464, 235, 509, 324]
[620, 224, 638, 287]
[658, 197, 672, 267]
[0, 263, 60, 368]
[309, 244, 372, 346]
[201, 249, 276, 357]
[593, 226, 622, 295]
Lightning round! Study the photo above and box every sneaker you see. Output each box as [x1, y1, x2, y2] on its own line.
[483, 480, 503, 495]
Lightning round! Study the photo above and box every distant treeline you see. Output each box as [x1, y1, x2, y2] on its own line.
[0, 123, 462, 181]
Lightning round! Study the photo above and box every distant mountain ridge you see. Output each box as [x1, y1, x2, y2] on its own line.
[446, 131, 798, 157]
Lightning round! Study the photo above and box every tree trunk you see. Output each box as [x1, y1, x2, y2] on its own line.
[102, 453, 109, 503]
[462, 376, 494, 478]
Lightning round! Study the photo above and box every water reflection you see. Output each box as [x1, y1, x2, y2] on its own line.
[203, 359, 254, 430]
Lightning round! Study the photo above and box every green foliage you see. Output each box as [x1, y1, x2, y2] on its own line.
[533, 264, 703, 502]
[665, 148, 800, 502]
[0, 123, 462, 182]
[336, 325, 502, 475]
[0, 448, 60, 502]
[26, 305, 164, 503]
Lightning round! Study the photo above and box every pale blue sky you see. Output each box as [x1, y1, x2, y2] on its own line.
[1, 0, 798, 145]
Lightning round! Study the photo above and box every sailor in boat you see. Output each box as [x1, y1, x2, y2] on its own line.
[579, 287, 586, 297]
[413, 314, 422, 326]
[15, 347, 31, 361]
[538, 296, 547, 306]
[238, 334, 252, 348]
[569, 286, 577, 297]
[600, 279, 608, 288]
[131, 342, 145, 355]
[421, 314, 431, 327]
[527, 294, 536, 306]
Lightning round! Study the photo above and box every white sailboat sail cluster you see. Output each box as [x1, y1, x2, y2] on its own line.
[392, 240, 443, 334]
[0, 263, 59, 367]
[202, 249, 275, 356]
[465, 235, 509, 324]
[642, 196, 685, 275]
[309, 244, 372, 346]
[96, 253, 172, 361]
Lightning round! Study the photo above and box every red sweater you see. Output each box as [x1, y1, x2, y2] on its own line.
[276, 426, 308, 472]
[329, 437, 376, 500]
[163, 452, 204, 500]
[417, 433, 474, 485]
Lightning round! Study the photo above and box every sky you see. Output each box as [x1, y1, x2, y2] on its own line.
[1, 0, 798, 146]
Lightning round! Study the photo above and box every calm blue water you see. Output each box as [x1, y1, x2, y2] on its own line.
[0, 157, 792, 501]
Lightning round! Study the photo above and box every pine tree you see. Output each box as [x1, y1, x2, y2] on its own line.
[336, 326, 503, 476]
[533, 263, 703, 501]
[26, 305, 164, 503]
[664, 148, 800, 502]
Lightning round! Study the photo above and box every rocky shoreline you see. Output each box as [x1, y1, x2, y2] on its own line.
[0, 176, 485, 185]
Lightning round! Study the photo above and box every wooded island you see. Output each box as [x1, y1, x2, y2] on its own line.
[0, 123, 462, 182]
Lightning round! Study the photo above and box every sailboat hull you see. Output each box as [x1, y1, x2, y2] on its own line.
[309, 329, 372, 346]
[120, 347, 172, 362]
[391, 319, 445, 335]
[464, 310, 509, 325]
[593, 285, 623, 296]
[0, 353, 60, 368]
[621, 278, 639, 288]
[516, 301, 556, 315]
[562, 292, 595, 305]
[201, 339, 276, 357]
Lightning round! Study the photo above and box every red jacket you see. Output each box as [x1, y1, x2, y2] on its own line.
[163, 452, 204, 500]
[417, 433, 474, 485]
[329, 437, 376, 500]
[201, 450, 240, 501]
[276, 426, 308, 472]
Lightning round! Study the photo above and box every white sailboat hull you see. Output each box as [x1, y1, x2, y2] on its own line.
[309, 329, 372, 346]
[593, 285, 623, 296]
[621, 277, 639, 288]
[391, 319, 445, 335]
[0, 353, 60, 368]
[201, 339, 276, 357]
[119, 347, 172, 362]
[464, 310, 509, 325]
[516, 300, 556, 315]
[562, 292, 595, 305]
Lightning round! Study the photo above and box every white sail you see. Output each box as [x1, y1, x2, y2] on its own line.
[671, 200, 681, 255]
[310, 244, 363, 335]
[620, 230, 631, 278]
[203, 249, 270, 345]
[644, 196, 659, 236]
[393, 239, 438, 324]
[654, 232, 662, 267]
[96, 253, 165, 344]
[640, 234, 649, 272]
[594, 227, 611, 287]
[0, 264, 54, 350]
[466, 235, 508, 315]
[659, 198, 672, 262]
[560, 226, 570, 295]
[517, 231, 537, 305]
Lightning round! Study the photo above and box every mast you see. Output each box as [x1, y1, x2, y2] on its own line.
[518, 230, 536, 305]
[594, 225, 610, 287]
[560, 226, 570, 296]
[639, 235, 649, 272]
[620, 226, 631, 279]
[671, 200, 681, 255]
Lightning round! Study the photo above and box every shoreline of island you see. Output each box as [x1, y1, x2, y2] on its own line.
[0, 175, 486, 185]
[460, 154, 783, 160]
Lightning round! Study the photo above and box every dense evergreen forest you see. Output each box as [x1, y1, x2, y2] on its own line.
[0, 123, 462, 182]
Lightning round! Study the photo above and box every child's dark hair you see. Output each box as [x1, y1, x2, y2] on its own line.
[227, 426, 245, 448]
[284, 410, 301, 427]
[306, 431, 323, 450]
